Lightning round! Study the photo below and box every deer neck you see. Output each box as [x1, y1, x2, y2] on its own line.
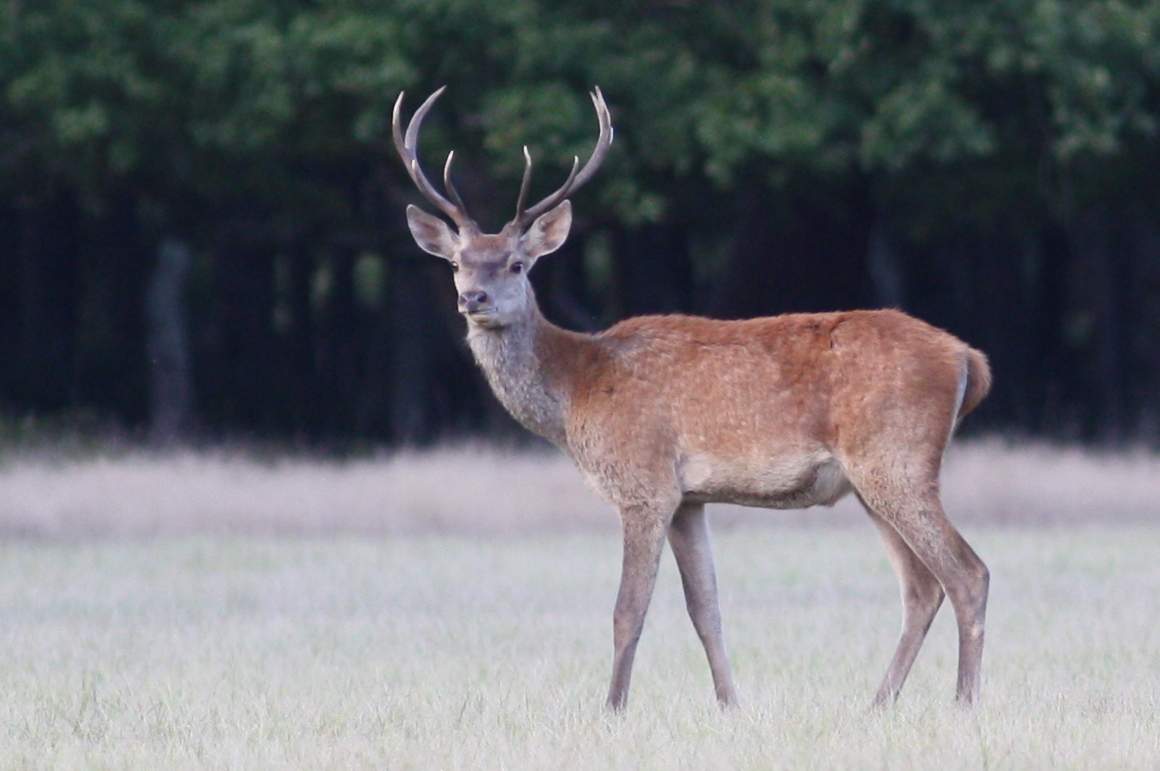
[464, 296, 578, 447]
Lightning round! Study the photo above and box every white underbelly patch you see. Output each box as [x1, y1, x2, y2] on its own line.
[677, 451, 852, 509]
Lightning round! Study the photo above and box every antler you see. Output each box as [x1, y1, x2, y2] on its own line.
[394, 86, 614, 233]
[393, 88, 476, 231]
[513, 87, 614, 229]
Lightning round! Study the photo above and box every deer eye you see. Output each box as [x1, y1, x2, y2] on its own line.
[450, 261, 460, 273]
[509, 262, 524, 275]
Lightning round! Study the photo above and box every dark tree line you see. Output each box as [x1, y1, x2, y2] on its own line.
[3, 0, 1160, 448]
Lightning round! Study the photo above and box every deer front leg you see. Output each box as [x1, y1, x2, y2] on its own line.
[606, 505, 670, 712]
[668, 501, 738, 708]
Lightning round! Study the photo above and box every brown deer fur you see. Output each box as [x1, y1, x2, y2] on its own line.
[395, 87, 992, 712]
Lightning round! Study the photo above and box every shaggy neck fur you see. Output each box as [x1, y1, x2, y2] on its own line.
[465, 292, 575, 447]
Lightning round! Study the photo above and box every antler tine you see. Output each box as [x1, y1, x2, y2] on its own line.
[516, 86, 614, 228]
[513, 146, 534, 224]
[514, 146, 580, 226]
[443, 150, 470, 216]
[392, 88, 475, 230]
[571, 86, 614, 190]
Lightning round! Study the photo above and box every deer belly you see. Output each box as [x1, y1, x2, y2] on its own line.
[676, 451, 852, 509]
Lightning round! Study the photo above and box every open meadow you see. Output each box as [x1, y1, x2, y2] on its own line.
[0, 441, 1158, 769]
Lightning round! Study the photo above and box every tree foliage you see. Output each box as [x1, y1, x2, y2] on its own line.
[3, 0, 1160, 444]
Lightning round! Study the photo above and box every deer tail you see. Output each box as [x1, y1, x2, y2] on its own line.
[958, 347, 992, 419]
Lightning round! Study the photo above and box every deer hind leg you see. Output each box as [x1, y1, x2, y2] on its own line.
[861, 501, 946, 707]
[668, 501, 739, 708]
[853, 468, 989, 705]
[606, 503, 671, 712]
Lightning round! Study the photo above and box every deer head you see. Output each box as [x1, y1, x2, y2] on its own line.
[393, 87, 613, 329]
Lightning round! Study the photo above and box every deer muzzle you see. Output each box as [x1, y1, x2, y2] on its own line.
[458, 289, 492, 316]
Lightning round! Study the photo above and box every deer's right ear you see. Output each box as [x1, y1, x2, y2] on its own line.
[406, 205, 459, 260]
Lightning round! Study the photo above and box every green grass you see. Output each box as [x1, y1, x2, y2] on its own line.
[0, 527, 1158, 769]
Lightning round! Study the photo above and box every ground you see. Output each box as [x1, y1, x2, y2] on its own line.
[0, 441, 1157, 769]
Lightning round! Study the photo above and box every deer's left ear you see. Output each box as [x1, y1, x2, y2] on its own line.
[521, 200, 572, 263]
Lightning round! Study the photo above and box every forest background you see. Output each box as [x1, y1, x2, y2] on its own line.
[4, 0, 1160, 449]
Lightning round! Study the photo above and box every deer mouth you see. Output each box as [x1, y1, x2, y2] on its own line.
[464, 307, 502, 327]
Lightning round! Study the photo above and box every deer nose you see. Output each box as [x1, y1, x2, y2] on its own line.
[458, 289, 490, 313]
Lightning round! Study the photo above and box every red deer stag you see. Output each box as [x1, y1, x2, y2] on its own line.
[393, 86, 992, 711]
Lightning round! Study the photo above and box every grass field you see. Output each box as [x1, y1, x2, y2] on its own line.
[0, 442, 1158, 768]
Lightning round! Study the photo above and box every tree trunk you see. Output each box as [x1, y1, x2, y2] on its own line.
[1028, 225, 1070, 436]
[387, 253, 439, 444]
[1066, 212, 1127, 442]
[285, 244, 321, 437]
[1126, 218, 1160, 444]
[146, 238, 194, 443]
[210, 239, 278, 433]
[317, 247, 359, 438]
[14, 193, 81, 410]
